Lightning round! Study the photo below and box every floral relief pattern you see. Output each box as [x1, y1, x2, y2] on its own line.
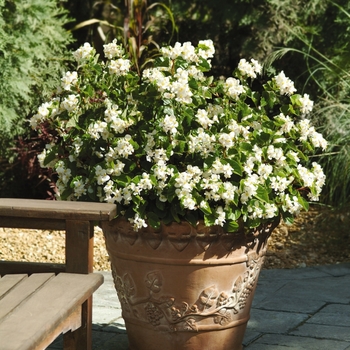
[112, 251, 263, 331]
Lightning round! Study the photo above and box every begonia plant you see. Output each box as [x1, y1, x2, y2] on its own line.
[30, 39, 327, 232]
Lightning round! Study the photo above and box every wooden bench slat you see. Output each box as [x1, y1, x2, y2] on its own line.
[0, 198, 117, 221]
[0, 261, 66, 276]
[0, 272, 103, 350]
[0, 274, 27, 300]
[0, 273, 54, 320]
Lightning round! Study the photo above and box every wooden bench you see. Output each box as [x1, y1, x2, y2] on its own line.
[0, 198, 117, 350]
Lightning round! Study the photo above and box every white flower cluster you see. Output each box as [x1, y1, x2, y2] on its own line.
[160, 39, 215, 62]
[143, 66, 193, 104]
[274, 71, 297, 96]
[73, 42, 94, 63]
[31, 39, 328, 232]
[238, 58, 262, 78]
[224, 77, 245, 100]
[61, 71, 78, 91]
[103, 39, 124, 59]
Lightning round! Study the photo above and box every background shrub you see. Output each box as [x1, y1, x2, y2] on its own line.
[0, 0, 74, 198]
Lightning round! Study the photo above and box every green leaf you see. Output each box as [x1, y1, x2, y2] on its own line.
[185, 212, 198, 227]
[227, 159, 243, 176]
[223, 220, 239, 232]
[43, 147, 58, 166]
[254, 185, 270, 203]
[204, 214, 216, 227]
[147, 212, 161, 229]
[66, 116, 77, 128]
[298, 195, 310, 211]
[199, 200, 212, 215]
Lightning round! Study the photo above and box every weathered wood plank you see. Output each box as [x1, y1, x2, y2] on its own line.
[0, 274, 27, 300]
[0, 198, 117, 221]
[0, 273, 103, 350]
[0, 273, 54, 320]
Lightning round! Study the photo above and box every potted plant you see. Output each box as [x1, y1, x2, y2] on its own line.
[30, 39, 327, 350]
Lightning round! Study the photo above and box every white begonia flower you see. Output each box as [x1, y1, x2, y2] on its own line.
[267, 145, 286, 165]
[37, 150, 47, 168]
[263, 203, 278, 219]
[95, 165, 110, 185]
[180, 41, 197, 62]
[103, 39, 123, 59]
[30, 101, 54, 128]
[248, 205, 264, 220]
[61, 94, 79, 112]
[297, 164, 316, 187]
[73, 42, 94, 63]
[187, 65, 205, 81]
[138, 173, 153, 191]
[299, 93, 314, 114]
[218, 132, 236, 149]
[309, 130, 328, 150]
[251, 59, 262, 75]
[128, 214, 147, 232]
[238, 58, 261, 78]
[56, 161, 72, 185]
[298, 119, 312, 141]
[240, 174, 259, 204]
[257, 163, 273, 180]
[297, 119, 327, 150]
[61, 71, 78, 91]
[224, 77, 245, 99]
[274, 71, 297, 96]
[160, 114, 178, 135]
[115, 136, 134, 158]
[198, 39, 215, 59]
[221, 182, 238, 203]
[87, 121, 109, 140]
[287, 151, 300, 163]
[112, 160, 125, 176]
[195, 109, 214, 129]
[188, 129, 215, 156]
[182, 195, 197, 210]
[214, 206, 226, 226]
[270, 175, 293, 193]
[109, 58, 131, 76]
[282, 194, 302, 214]
[73, 179, 87, 198]
[276, 113, 294, 134]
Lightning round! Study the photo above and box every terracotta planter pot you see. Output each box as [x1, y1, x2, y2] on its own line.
[102, 219, 278, 350]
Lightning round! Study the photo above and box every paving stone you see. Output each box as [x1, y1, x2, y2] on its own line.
[259, 266, 330, 281]
[257, 275, 350, 313]
[243, 329, 262, 346]
[306, 304, 350, 326]
[252, 278, 287, 305]
[244, 334, 350, 350]
[92, 331, 129, 350]
[314, 263, 350, 277]
[247, 308, 308, 334]
[93, 305, 123, 324]
[256, 296, 326, 314]
[291, 323, 350, 342]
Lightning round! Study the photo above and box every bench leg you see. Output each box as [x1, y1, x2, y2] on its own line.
[63, 297, 92, 350]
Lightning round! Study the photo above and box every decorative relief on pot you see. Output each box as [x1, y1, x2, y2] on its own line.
[112, 251, 264, 332]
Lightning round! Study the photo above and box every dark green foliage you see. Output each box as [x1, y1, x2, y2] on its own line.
[0, 0, 74, 198]
[263, 0, 350, 206]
